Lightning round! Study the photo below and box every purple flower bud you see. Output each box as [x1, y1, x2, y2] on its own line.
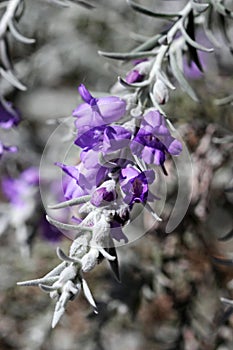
[90, 187, 116, 207]
[126, 70, 144, 84]
[130, 110, 182, 169]
[78, 84, 94, 104]
[152, 79, 169, 105]
[73, 84, 126, 135]
[125, 59, 151, 84]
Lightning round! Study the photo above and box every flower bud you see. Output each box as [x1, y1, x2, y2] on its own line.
[90, 180, 117, 207]
[153, 79, 169, 105]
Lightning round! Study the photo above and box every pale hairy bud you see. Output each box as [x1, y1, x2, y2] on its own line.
[153, 79, 169, 105]
[81, 247, 99, 272]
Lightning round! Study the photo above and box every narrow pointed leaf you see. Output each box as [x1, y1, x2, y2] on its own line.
[71, 0, 95, 9]
[52, 305, 65, 328]
[9, 20, 36, 44]
[127, 0, 179, 19]
[203, 6, 220, 47]
[186, 10, 203, 72]
[57, 247, 81, 263]
[48, 195, 91, 209]
[169, 53, 199, 102]
[157, 70, 176, 90]
[118, 76, 150, 89]
[46, 215, 92, 232]
[0, 38, 13, 70]
[107, 246, 121, 282]
[132, 34, 161, 53]
[82, 278, 98, 313]
[191, 1, 209, 13]
[45, 262, 66, 278]
[17, 276, 59, 286]
[217, 13, 233, 53]
[39, 284, 58, 292]
[98, 50, 157, 61]
[215, 94, 233, 106]
[180, 22, 214, 52]
[98, 247, 116, 261]
[0, 68, 27, 90]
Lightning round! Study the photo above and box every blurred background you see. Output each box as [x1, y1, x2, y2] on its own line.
[0, 1, 233, 349]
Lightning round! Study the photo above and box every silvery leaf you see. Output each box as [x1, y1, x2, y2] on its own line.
[169, 52, 199, 102]
[127, 0, 179, 19]
[98, 50, 156, 61]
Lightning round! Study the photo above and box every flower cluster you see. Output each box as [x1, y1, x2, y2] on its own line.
[18, 83, 182, 326]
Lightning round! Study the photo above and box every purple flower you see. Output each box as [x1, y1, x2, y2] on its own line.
[56, 161, 109, 200]
[90, 182, 117, 207]
[75, 125, 105, 150]
[75, 125, 131, 162]
[0, 141, 17, 158]
[73, 84, 126, 134]
[130, 110, 182, 169]
[125, 59, 150, 84]
[126, 70, 144, 84]
[120, 166, 155, 206]
[102, 126, 131, 154]
[2, 167, 39, 207]
[0, 100, 20, 129]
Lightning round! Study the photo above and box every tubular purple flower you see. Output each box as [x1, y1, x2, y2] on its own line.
[130, 110, 182, 169]
[120, 166, 155, 206]
[73, 84, 126, 134]
[56, 162, 109, 200]
[75, 125, 131, 155]
[126, 70, 144, 84]
[90, 184, 117, 207]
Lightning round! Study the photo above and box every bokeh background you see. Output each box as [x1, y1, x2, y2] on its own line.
[0, 1, 233, 349]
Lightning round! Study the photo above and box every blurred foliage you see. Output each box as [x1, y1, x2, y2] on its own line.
[0, 1, 233, 349]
